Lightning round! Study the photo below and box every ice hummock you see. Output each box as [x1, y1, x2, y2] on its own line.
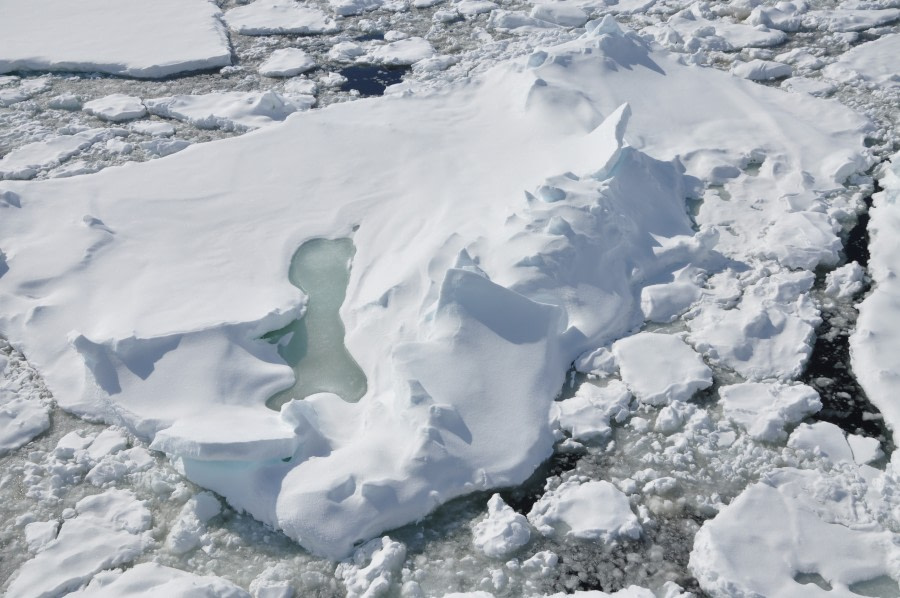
[0, 0, 232, 78]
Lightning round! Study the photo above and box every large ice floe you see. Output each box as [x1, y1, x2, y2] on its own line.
[0, 0, 232, 78]
[0, 15, 875, 564]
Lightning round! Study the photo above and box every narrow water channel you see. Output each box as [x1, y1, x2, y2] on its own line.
[265, 238, 367, 410]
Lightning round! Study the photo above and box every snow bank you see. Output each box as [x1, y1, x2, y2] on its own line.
[224, 0, 339, 35]
[0, 18, 871, 559]
[0, 0, 231, 78]
[852, 152, 900, 433]
[690, 467, 900, 597]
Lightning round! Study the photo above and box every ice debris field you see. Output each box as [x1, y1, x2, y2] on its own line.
[0, 0, 898, 595]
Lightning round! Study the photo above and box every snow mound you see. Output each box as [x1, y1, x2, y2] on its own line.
[224, 0, 339, 35]
[719, 381, 821, 442]
[0, 0, 231, 78]
[690, 467, 900, 597]
[473, 494, 532, 558]
[529, 479, 642, 542]
[613, 333, 712, 406]
[145, 91, 298, 131]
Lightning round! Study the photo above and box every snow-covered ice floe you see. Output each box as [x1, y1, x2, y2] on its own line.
[0, 17, 873, 559]
[852, 151, 900, 434]
[224, 0, 340, 35]
[0, 0, 232, 78]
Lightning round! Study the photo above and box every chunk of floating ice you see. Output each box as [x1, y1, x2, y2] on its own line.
[530, 2, 590, 27]
[5, 490, 152, 598]
[473, 494, 531, 558]
[0, 387, 49, 455]
[367, 37, 436, 66]
[0, 128, 125, 180]
[528, 479, 642, 542]
[851, 152, 900, 434]
[613, 333, 712, 406]
[336, 537, 406, 598]
[719, 381, 821, 443]
[83, 94, 147, 123]
[259, 48, 317, 77]
[224, 0, 339, 35]
[803, 8, 900, 32]
[0, 0, 231, 78]
[65, 562, 250, 598]
[788, 421, 856, 463]
[824, 33, 900, 89]
[731, 59, 792, 81]
[145, 91, 298, 132]
[690, 467, 900, 597]
[552, 379, 633, 441]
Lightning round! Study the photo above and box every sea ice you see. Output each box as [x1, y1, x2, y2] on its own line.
[612, 333, 712, 406]
[719, 382, 822, 443]
[530, 2, 590, 27]
[0, 128, 126, 180]
[0, 0, 232, 78]
[823, 33, 900, 89]
[852, 152, 900, 433]
[788, 421, 855, 463]
[731, 59, 793, 81]
[145, 91, 298, 132]
[528, 479, 642, 542]
[472, 494, 532, 558]
[367, 38, 437, 66]
[0, 18, 872, 559]
[804, 8, 900, 31]
[259, 49, 317, 77]
[83, 94, 147, 123]
[67, 563, 250, 598]
[5, 489, 153, 598]
[0, 387, 50, 454]
[690, 467, 900, 597]
[224, 0, 339, 35]
[552, 380, 633, 441]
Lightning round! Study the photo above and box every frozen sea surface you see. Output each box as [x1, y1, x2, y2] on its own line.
[0, 0, 899, 595]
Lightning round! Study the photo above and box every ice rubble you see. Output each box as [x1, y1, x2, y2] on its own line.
[144, 91, 300, 132]
[528, 479, 642, 542]
[0, 18, 872, 559]
[0, 0, 232, 78]
[67, 563, 250, 598]
[852, 152, 900, 433]
[473, 494, 532, 558]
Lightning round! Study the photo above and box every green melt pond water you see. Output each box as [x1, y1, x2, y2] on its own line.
[265, 238, 367, 410]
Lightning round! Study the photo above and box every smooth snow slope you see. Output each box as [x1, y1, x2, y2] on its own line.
[0, 0, 232, 78]
[0, 19, 871, 558]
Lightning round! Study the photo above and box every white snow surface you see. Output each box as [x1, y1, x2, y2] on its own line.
[852, 152, 900, 433]
[528, 479, 642, 541]
[612, 333, 712, 406]
[0, 20, 872, 559]
[224, 0, 339, 35]
[0, 0, 232, 78]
